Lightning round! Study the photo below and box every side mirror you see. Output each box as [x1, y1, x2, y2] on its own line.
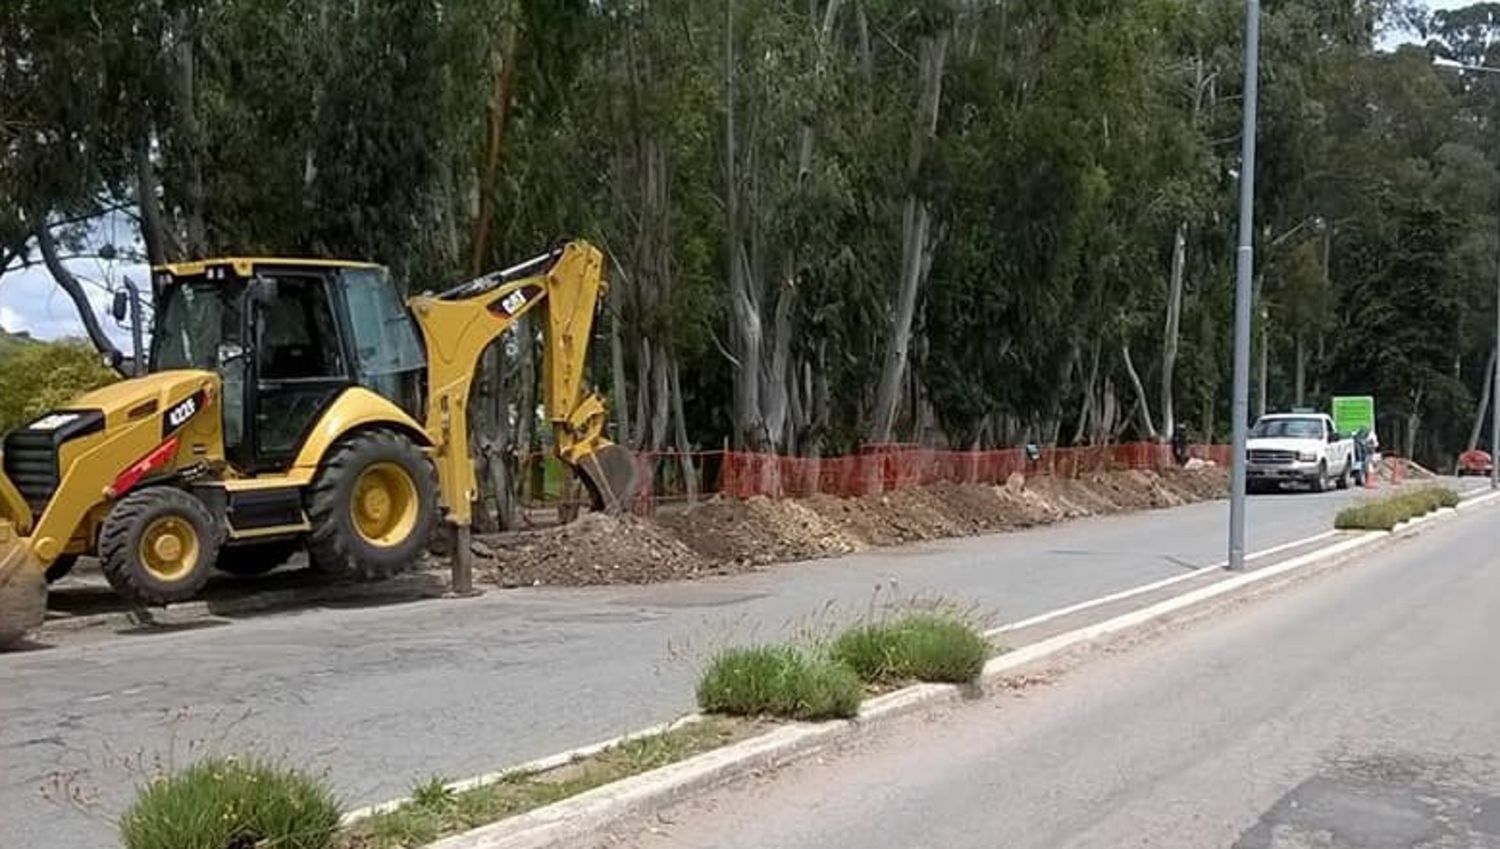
[111, 290, 129, 322]
[217, 343, 248, 366]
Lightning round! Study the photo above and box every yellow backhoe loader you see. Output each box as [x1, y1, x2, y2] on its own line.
[0, 240, 637, 647]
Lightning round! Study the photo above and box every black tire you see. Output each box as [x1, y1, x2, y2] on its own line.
[305, 430, 437, 581]
[1336, 461, 1352, 490]
[44, 554, 78, 584]
[216, 540, 302, 577]
[1312, 461, 1329, 493]
[98, 487, 221, 605]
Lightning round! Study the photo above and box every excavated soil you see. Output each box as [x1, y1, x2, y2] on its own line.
[474, 466, 1229, 588]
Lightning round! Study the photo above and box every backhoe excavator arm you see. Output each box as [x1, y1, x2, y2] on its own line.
[407, 241, 638, 525]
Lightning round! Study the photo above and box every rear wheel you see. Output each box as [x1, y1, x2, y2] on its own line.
[306, 430, 437, 580]
[1336, 461, 1352, 490]
[99, 487, 221, 605]
[216, 540, 302, 577]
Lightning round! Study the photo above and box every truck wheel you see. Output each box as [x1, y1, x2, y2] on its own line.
[216, 540, 302, 577]
[1337, 461, 1352, 490]
[99, 487, 221, 605]
[1312, 461, 1329, 493]
[306, 430, 437, 581]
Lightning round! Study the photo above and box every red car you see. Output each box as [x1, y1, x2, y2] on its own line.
[1458, 449, 1493, 477]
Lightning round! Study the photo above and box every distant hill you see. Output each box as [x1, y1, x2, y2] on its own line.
[0, 328, 38, 357]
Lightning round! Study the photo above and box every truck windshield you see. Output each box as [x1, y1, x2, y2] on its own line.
[152, 283, 232, 370]
[1251, 418, 1323, 439]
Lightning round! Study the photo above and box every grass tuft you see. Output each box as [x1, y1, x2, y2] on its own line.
[1335, 486, 1460, 531]
[831, 613, 989, 685]
[342, 719, 742, 848]
[120, 755, 341, 849]
[695, 645, 862, 720]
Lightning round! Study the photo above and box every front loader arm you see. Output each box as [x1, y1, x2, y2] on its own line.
[407, 241, 638, 524]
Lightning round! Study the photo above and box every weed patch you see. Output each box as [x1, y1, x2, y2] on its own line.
[1335, 487, 1460, 531]
[120, 756, 341, 849]
[339, 719, 748, 848]
[831, 613, 989, 685]
[696, 646, 862, 720]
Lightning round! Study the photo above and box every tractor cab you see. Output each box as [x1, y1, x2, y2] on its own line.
[151, 259, 428, 474]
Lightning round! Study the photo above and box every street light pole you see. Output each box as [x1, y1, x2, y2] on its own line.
[1229, 0, 1260, 572]
[1434, 56, 1500, 489]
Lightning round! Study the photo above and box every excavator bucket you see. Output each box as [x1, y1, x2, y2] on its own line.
[0, 522, 44, 649]
[573, 443, 641, 514]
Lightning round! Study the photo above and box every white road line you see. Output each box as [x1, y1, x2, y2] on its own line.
[988, 529, 1339, 637]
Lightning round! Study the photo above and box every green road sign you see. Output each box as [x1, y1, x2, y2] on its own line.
[1331, 395, 1375, 436]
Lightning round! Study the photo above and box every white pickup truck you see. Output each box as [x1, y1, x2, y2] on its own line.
[1246, 412, 1356, 493]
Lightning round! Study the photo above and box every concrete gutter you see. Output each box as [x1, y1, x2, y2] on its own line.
[403, 488, 1497, 849]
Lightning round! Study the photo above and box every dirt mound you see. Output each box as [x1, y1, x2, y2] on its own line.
[655, 496, 862, 567]
[473, 467, 1229, 589]
[477, 513, 709, 587]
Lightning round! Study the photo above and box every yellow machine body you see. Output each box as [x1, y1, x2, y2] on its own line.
[0, 241, 635, 645]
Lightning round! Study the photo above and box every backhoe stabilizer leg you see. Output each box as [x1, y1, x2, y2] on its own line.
[0, 525, 45, 649]
[571, 444, 640, 514]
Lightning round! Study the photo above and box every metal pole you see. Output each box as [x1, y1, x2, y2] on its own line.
[1492, 247, 1500, 488]
[1229, 0, 1260, 571]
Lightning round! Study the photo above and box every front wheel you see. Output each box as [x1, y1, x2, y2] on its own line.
[1312, 462, 1329, 493]
[98, 487, 221, 605]
[305, 430, 438, 581]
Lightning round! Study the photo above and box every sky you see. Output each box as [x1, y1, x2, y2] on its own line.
[0, 1, 1478, 349]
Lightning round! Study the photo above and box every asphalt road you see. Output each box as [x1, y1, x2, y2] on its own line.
[0, 481, 1474, 848]
[626, 492, 1500, 849]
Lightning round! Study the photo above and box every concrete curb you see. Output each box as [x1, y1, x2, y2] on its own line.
[402, 491, 1493, 849]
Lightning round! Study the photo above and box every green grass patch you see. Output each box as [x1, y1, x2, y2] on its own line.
[831, 613, 990, 685]
[1334, 486, 1461, 531]
[696, 645, 863, 720]
[339, 719, 747, 848]
[120, 756, 341, 849]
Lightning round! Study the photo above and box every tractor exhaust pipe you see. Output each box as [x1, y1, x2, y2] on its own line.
[0, 523, 44, 649]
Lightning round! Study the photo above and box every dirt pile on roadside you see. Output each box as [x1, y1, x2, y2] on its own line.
[474, 467, 1229, 588]
[476, 512, 709, 587]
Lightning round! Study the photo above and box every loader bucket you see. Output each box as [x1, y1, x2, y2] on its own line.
[573, 443, 641, 514]
[0, 523, 44, 649]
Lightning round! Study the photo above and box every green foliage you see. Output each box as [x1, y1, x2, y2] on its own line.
[346, 719, 739, 849]
[0, 341, 117, 436]
[831, 613, 990, 685]
[696, 645, 862, 721]
[119, 756, 341, 849]
[1334, 487, 1461, 531]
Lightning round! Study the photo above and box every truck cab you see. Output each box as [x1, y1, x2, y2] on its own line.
[1246, 412, 1355, 493]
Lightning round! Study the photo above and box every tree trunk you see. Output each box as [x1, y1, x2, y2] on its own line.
[1121, 343, 1157, 440]
[172, 8, 205, 254]
[724, 0, 764, 449]
[1294, 332, 1306, 407]
[514, 316, 536, 506]
[36, 227, 125, 368]
[1072, 340, 1101, 445]
[135, 132, 172, 266]
[470, 18, 521, 275]
[1256, 321, 1269, 420]
[670, 358, 698, 504]
[1161, 222, 1186, 440]
[1470, 346, 1496, 451]
[871, 29, 950, 444]
[610, 307, 630, 445]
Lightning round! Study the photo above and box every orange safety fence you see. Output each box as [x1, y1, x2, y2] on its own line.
[516, 442, 1232, 514]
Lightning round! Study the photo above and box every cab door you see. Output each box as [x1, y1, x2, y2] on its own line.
[245, 271, 354, 472]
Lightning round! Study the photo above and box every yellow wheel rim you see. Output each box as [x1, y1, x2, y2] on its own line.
[351, 462, 419, 547]
[138, 516, 201, 582]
